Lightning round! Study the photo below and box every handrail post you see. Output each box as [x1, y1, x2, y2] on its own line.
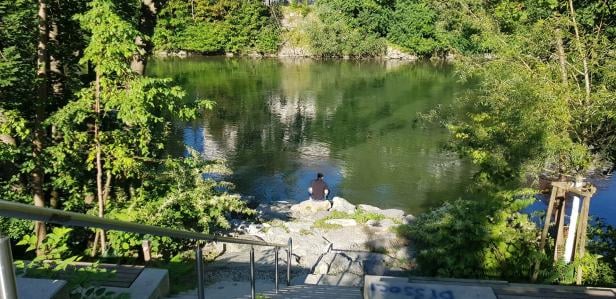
[0, 237, 18, 299]
[274, 246, 279, 293]
[196, 242, 205, 299]
[250, 246, 256, 299]
[286, 238, 292, 286]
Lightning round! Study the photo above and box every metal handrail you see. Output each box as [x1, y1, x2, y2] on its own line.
[0, 200, 293, 299]
[0, 200, 286, 247]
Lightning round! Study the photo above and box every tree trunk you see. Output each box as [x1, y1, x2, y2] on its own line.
[131, 0, 157, 75]
[94, 72, 106, 255]
[555, 28, 568, 86]
[34, 0, 50, 257]
[567, 0, 591, 100]
[49, 21, 64, 98]
[0, 112, 16, 146]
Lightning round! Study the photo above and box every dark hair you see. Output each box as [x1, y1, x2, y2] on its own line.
[317, 172, 324, 179]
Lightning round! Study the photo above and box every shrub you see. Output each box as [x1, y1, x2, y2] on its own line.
[406, 192, 542, 281]
[305, 5, 385, 58]
[387, 0, 440, 55]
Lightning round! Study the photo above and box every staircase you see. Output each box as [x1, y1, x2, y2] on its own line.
[167, 279, 361, 299]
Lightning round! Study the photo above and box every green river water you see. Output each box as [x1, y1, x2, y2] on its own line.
[149, 57, 616, 222]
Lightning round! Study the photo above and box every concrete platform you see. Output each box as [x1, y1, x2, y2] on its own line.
[17, 277, 69, 299]
[366, 275, 616, 299]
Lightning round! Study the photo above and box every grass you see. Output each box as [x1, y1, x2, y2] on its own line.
[151, 256, 197, 295]
[393, 224, 413, 239]
[312, 209, 386, 230]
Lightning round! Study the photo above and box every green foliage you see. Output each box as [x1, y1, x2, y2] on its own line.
[387, 1, 440, 55]
[305, 5, 385, 57]
[542, 254, 615, 286]
[105, 150, 254, 258]
[313, 209, 386, 229]
[587, 218, 616, 282]
[444, 0, 616, 185]
[153, 0, 281, 54]
[14, 228, 125, 298]
[406, 191, 542, 281]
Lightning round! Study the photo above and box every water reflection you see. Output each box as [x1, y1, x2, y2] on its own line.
[150, 57, 474, 214]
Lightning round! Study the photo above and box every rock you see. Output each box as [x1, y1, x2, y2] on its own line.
[290, 199, 332, 216]
[357, 204, 381, 213]
[202, 242, 225, 258]
[385, 45, 418, 61]
[366, 218, 395, 230]
[330, 197, 356, 213]
[395, 247, 413, 261]
[404, 214, 416, 224]
[278, 44, 312, 57]
[325, 219, 357, 227]
[285, 221, 312, 234]
[379, 209, 405, 219]
[177, 50, 188, 58]
[365, 220, 378, 227]
[246, 223, 263, 235]
[359, 204, 404, 220]
[333, 254, 364, 276]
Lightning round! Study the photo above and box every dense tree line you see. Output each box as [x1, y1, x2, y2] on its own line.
[1, 0, 252, 261]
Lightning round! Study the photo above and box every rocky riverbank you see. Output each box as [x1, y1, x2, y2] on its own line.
[214, 197, 417, 287]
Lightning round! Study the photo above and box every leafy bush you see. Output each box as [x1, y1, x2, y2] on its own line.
[15, 228, 124, 298]
[305, 5, 385, 57]
[387, 0, 440, 55]
[153, 0, 280, 54]
[106, 150, 255, 259]
[405, 191, 543, 281]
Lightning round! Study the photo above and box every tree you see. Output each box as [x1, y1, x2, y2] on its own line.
[48, 0, 211, 255]
[412, 0, 616, 284]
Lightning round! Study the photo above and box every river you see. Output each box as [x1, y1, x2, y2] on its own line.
[149, 57, 615, 225]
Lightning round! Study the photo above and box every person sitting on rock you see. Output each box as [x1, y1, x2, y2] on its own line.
[308, 172, 329, 200]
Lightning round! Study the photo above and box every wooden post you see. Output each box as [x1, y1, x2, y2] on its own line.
[142, 240, 152, 262]
[533, 185, 558, 281]
[574, 194, 592, 285]
[553, 198, 566, 261]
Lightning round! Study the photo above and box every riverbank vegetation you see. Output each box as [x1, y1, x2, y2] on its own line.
[407, 0, 616, 286]
[153, 0, 281, 55]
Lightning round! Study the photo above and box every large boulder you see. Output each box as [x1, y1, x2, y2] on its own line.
[325, 219, 357, 227]
[290, 199, 332, 216]
[330, 197, 356, 213]
[357, 204, 381, 213]
[358, 204, 404, 220]
[403, 214, 416, 224]
[366, 218, 396, 230]
[385, 45, 418, 61]
[379, 209, 405, 219]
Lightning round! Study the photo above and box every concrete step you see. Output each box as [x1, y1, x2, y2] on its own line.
[167, 279, 362, 299]
[252, 284, 362, 299]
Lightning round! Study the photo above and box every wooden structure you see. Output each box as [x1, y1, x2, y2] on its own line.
[534, 180, 597, 284]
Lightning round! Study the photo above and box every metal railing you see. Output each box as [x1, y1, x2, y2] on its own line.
[0, 200, 292, 299]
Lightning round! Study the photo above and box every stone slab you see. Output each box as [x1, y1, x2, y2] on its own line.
[17, 277, 69, 299]
[325, 219, 357, 227]
[364, 275, 497, 299]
